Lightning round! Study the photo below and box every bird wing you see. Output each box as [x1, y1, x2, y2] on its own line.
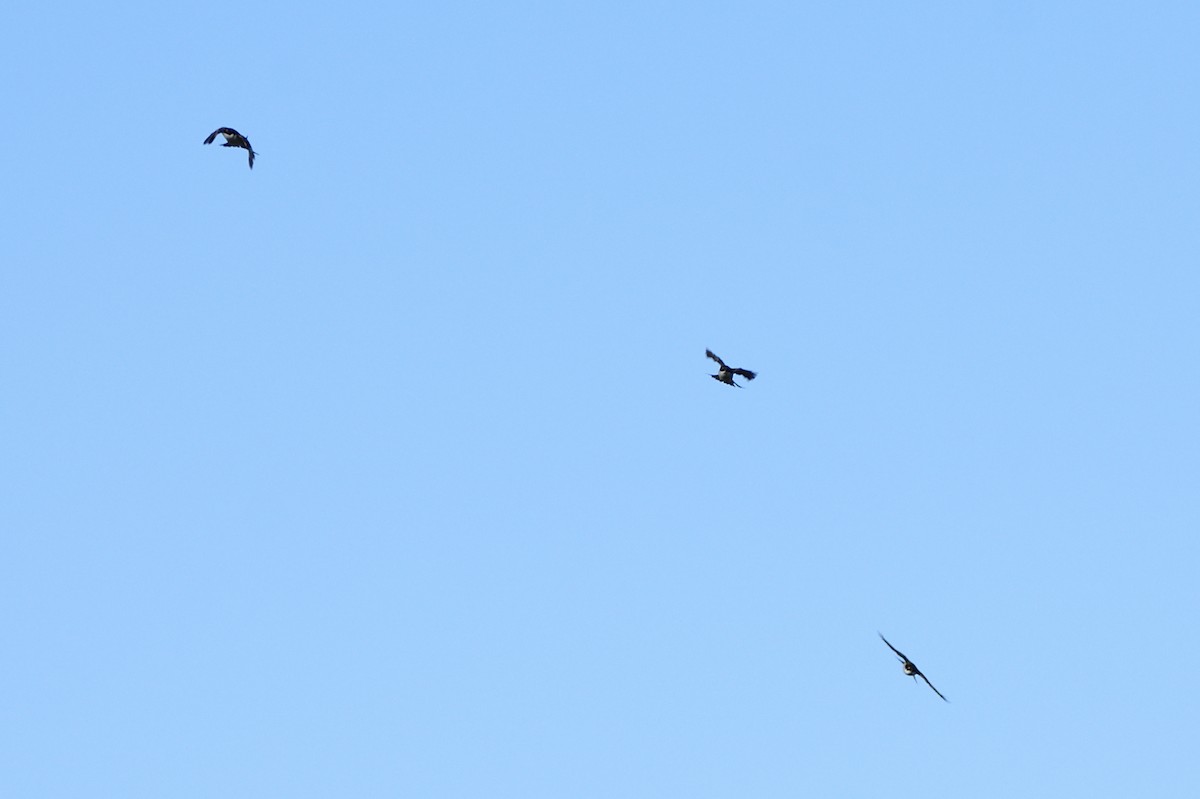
[706, 349, 727, 369]
[879, 633, 909, 662]
[918, 671, 948, 702]
[205, 127, 242, 144]
[222, 133, 254, 168]
[732, 368, 756, 380]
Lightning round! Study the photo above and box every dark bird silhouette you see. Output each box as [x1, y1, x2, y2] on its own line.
[706, 349, 756, 387]
[203, 127, 257, 169]
[879, 633, 948, 702]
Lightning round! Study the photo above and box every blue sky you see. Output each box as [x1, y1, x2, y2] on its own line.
[3, 1, 1198, 796]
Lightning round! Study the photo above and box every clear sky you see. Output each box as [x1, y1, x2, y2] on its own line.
[3, 1, 1198, 796]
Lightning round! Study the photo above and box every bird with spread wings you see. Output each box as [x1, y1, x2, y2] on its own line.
[879, 633, 948, 702]
[706, 349, 757, 387]
[203, 127, 257, 169]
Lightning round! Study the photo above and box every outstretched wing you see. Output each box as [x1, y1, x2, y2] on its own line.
[706, 349, 727, 369]
[879, 633, 909, 662]
[204, 126, 241, 145]
[732, 368, 756, 381]
[918, 672, 948, 702]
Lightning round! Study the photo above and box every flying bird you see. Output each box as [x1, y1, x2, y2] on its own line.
[706, 349, 756, 387]
[203, 127, 257, 169]
[879, 633, 947, 701]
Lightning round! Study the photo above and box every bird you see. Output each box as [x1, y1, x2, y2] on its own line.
[706, 349, 756, 387]
[879, 633, 948, 702]
[203, 127, 257, 169]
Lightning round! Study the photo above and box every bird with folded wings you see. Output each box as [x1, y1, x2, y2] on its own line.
[706, 349, 757, 387]
[203, 127, 257, 169]
[879, 633, 948, 702]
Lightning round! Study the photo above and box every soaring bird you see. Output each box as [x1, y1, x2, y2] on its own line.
[879, 633, 948, 702]
[203, 127, 257, 169]
[706, 349, 756, 387]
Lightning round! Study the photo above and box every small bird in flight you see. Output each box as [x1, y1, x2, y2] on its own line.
[706, 349, 756, 387]
[203, 127, 257, 169]
[879, 633, 948, 702]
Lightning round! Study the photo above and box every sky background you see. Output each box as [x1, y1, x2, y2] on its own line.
[2, 1, 1198, 796]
